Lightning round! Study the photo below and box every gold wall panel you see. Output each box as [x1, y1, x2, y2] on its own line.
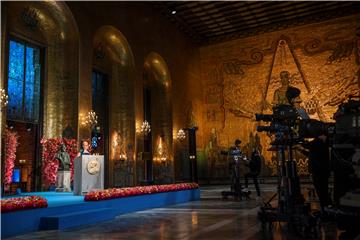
[200, 15, 360, 177]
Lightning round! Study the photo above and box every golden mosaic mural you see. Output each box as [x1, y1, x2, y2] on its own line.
[200, 15, 360, 177]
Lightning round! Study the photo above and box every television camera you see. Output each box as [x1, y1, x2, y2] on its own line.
[255, 96, 360, 237]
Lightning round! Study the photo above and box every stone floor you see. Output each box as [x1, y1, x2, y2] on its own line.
[5, 184, 353, 240]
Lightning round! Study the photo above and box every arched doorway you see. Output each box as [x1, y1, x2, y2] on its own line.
[92, 26, 135, 187]
[2, 1, 79, 191]
[142, 52, 173, 184]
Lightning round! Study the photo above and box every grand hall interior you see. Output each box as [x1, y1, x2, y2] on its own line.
[1, 1, 360, 239]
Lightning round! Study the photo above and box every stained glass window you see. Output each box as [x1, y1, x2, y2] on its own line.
[7, 39, 41, 122]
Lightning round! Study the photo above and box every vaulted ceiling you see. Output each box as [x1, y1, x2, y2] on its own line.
[157, 1, 360, 45]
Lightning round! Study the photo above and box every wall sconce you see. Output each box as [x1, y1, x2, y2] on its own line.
[0, 88, 9, 109]
[140, 120, 151, 135]
[81, 110, 98, 129]
[119, 153, 127, 161]
[153, 136, 168, 163]
[112, 131, 127, 161]
[189, 155, 196, 159]
[19, 159, 26, 165]
[176, 129, 186, 141]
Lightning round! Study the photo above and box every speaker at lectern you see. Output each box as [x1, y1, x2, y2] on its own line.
[73, 155, 104, 195]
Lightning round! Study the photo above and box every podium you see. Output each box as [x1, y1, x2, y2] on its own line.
[73, 155, 104, 195]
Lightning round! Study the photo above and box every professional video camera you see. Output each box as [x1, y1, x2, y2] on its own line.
[255, 104, 332, 145]
[256, 96, 360, 237]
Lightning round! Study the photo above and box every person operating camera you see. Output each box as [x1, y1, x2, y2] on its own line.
[228, 139, 246, 195]
[244, 148, 262, 198]
[297, 135, 332, 213]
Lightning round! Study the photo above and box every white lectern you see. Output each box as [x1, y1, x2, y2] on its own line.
[73, 155, 104, 195]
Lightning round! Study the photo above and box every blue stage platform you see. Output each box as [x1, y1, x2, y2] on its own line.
[1, 189, 200, 238]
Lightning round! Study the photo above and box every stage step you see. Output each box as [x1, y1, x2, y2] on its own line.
[40, 207, 117, 230]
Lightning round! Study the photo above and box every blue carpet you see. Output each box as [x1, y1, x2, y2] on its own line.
[1, 189, 200, 238]
[2, 192, 85, 208]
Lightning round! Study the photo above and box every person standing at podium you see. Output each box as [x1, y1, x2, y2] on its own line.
[77, 140, 91, 157]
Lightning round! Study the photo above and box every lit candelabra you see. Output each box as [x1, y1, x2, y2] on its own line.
[154, 136, 167, 162]
[140, 120, 151, 135]
[176, 129, 186, 141]
[0, 88, 9, 109]
[81, 110, 98, 129]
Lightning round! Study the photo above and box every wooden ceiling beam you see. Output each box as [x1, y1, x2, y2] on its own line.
[195, 2, 350, 34]
[183, 1, 295, 25]
[188, 1, 321, 30]
[203, 6, 356, 39]
[176, 1, 250, 17]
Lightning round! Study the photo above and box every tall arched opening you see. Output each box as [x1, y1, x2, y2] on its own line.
[142, 52, 173, 184]
[1, 1, 79, 191]
[92, 26, 135, 187]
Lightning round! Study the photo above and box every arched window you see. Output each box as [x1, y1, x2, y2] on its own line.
[7, 39, 42, 122]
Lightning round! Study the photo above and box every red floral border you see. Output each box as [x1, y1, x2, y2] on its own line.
[1, 196, 48, 213]
[3, 129, 19, 188]
[85, 183, 199, 201]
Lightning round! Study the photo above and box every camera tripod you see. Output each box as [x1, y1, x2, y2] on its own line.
[258, 143, 318, 237]
[221, 157, 251, 200]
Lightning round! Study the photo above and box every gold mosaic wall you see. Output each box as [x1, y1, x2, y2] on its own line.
[200, 15, 360, 176]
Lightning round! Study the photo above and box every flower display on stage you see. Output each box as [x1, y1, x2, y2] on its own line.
[1, 196, 48, 213]
[41, 138, 61, 186]
[41, 138, 78, 187]
[84, 183, 199, 201]
[3, 129, 19, 188]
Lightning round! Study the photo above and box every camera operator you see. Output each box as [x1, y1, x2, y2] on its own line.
[244, 148, 261, 199]
[228, 139, 244, 195]
[285, 87, 333, 213]
[296, 135, 332, 214]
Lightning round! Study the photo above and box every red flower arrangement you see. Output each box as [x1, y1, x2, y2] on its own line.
[85, 183, 199, 201]
[41, 138, 78, 187]
[3, 129, 19, 188]
[41, 138, 61, 186]
[1, 196, 48, 213]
